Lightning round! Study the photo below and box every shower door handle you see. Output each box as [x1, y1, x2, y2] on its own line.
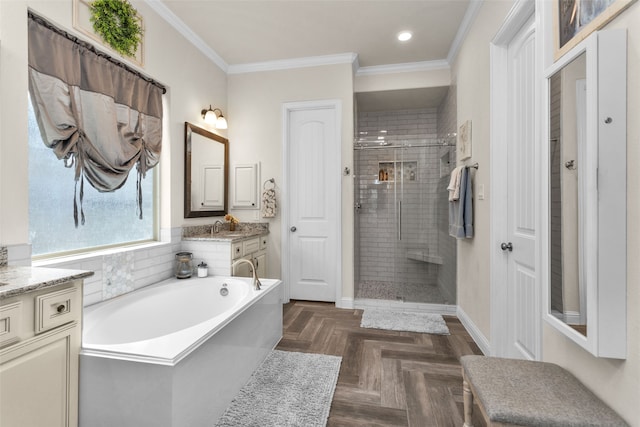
[397, 201, 402, 241]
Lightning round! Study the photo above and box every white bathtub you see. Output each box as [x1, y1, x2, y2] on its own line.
[79, 276, 283, 427]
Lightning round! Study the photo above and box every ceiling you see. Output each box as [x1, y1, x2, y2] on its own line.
[153, 1, 472, 110]
[157, 0, 472, 69]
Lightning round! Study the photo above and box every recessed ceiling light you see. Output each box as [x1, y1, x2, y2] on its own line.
[397, 31, 412, 42]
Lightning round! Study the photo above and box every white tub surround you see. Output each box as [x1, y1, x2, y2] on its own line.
[79, 276, 283, 427]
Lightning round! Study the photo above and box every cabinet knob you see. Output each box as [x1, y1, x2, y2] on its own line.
[56, 304, 66, 313]
[290, 226, 297, 232]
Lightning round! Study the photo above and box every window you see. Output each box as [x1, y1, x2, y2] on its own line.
[28, 97, 156, 257]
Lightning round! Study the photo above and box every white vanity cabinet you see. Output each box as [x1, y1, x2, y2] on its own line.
[232, 235, 268, 278]
[182, 231, 269, 279]
[0, 278, 84, 427]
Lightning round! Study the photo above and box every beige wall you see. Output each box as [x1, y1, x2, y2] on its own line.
[454, 0, 639, 423]
[227, 64, 354, 296]
[453, 0, 513, 340]
[0, 0, 227, 246]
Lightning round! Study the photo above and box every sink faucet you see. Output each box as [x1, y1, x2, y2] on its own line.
[231, 258, 262, 290]
[212, 220, 224, 235]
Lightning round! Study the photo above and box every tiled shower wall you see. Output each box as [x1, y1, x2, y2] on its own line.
[355, 106, 456, 302]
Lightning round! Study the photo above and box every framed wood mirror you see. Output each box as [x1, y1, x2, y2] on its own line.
[184, 122, 228, 218]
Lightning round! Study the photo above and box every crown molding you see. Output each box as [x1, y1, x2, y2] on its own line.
[227, 52, 359, 75]
[447, 0, 484, 65]
[356, 59, 450, 76]
[144, 0, 228, 73]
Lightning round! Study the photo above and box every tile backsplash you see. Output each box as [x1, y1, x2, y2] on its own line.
[102, 251, 135, 299]
[0, 247, 7, 267]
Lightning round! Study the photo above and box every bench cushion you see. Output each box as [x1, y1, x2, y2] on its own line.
[461, 355, 628, 427]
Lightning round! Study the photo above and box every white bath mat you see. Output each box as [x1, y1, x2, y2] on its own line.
[361, 308, 450, 335]
[215, 350, 341, 427]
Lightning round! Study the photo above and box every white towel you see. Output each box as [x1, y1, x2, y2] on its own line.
[261, 188, 277, 218]
[447, 166, 464, 201]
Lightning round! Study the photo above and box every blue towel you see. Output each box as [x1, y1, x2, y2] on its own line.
[449, 167, 473, 239]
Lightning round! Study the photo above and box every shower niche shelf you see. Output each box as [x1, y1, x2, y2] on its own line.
[407, 250, 443, 265]
[377, 160, 417, 182]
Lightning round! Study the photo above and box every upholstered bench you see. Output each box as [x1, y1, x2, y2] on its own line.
[460, 355, 628, 427]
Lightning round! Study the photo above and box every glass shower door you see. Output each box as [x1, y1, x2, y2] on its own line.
[354, 141, 406, 301]
[354, 138, 455, 305]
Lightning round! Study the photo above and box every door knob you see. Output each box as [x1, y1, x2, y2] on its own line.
[501, 242, 513, 251]
[290, 226, 297, 232]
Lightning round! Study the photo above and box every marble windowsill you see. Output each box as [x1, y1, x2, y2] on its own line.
[0, 266, 94, 299]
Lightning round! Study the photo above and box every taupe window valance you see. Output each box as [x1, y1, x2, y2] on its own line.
[28, 12, 165, 226]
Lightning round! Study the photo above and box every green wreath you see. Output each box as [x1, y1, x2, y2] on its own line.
[89, 0, 143, 57]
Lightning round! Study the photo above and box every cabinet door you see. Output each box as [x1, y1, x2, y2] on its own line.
[232, 164, 258, 208]
[202, 165, 225, 210]
[0, 324, 78, 427]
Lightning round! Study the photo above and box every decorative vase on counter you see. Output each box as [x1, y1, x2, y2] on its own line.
[175, 252, 193, 279]
[229, 222, 236, 231]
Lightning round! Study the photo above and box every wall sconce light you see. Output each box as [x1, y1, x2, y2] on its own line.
[201, 105, 228, 129]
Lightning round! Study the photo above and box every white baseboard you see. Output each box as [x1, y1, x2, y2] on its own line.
[337, 297, 354, 309]
[456, 306, 491, 356]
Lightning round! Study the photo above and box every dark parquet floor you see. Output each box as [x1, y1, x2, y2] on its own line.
[275, 301, 486, 427]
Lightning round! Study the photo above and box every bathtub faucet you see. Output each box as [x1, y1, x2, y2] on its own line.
[231, 258, 262, 290]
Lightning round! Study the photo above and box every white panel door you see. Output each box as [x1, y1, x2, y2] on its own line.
[505, 18, 538, 360]
[286, 104, 340, 302]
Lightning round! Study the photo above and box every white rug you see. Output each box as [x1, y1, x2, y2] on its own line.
[215, 350, 341, 427]
[361, 308, 450, 335]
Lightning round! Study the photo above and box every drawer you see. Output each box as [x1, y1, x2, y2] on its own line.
[232, 242, 243, 260]
[0, 301, 23, 348]
[243, 238, 260, 255]
[35, 287, 79, 334]
[260, 236, 268, 250]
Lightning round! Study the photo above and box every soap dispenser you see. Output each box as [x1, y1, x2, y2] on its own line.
[197, 262, 208, 278]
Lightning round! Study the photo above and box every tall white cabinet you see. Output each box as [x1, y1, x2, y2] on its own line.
[0, 269, 91, 427]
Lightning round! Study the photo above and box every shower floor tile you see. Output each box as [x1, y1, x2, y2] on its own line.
[355, 280, 451, 305]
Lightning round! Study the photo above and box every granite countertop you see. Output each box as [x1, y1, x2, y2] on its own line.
[182, 228, 269, 242]
[0, 266, 94, 299]
[182, 223, 269, 242]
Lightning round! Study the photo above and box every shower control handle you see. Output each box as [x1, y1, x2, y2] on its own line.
[290, 226, 297, 232]
[501, 242, 513, 252]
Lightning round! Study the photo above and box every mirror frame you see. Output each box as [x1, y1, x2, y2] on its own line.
[543, 29, 627, 359]
[184, 122, 229, 218]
